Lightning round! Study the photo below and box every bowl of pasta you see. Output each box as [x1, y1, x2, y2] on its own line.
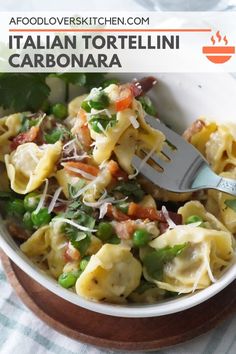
[0, 72, 235, 318]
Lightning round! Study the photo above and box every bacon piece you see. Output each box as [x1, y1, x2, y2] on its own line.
[107, 160, 128, 181]
[106, 205, 130, 221]
[132, 76, 157, 97]
[112, 220, 136, 240]
[183, 119, 206, 142]
[74, 108, 92, 150]
[64, 161, 99, 178]
[64, 242, 80, 262]
[10, 126, 39, 150]
[128, 202, 165, 221]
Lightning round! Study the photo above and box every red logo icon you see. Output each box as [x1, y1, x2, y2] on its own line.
[202, 30, 235, 64]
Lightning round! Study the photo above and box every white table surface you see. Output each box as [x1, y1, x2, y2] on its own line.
[0, 1, 236, 353]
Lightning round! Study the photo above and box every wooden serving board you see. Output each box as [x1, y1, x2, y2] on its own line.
[1, 251, 236, 351]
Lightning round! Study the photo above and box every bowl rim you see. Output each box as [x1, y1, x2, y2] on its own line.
[0, 232, 235, 318]
[0, 72, 236, 318]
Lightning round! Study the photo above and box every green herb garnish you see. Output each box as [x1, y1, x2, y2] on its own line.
[143, 243, 188, 281]
[113, 181, 145, 202]
[138, 96, 157, 116]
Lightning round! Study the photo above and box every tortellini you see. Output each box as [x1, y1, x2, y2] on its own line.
[179, 200, 229, 232]
[206, 171, 236, 234]
[0, 113, 22, 161]
[55, 168, 82, 199]
[68, 94, 88, 118]
[5, 141, 62, 194]
[146, 224, 234, 293]
[83, 164, 112, 202]
[88, 84, 164, 168]
[20, 225, 51, 258]
[21, 221, 67, 278]
[206, 124, 236, 173]
[183, 119, 217, 156]
[114, 127, 138, 174]
[91, 108, 134, 165]
[75, 244, 142, 302]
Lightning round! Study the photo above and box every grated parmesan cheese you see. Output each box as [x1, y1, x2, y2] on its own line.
[161, 206, 177, 230]
[34, 179, 49, 214]
[48, 187, 63, 214]
[129, 116, 140, 129]
[52, 217, 97, 233]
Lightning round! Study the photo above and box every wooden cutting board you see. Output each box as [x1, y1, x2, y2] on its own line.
[1, 251, 235, 351]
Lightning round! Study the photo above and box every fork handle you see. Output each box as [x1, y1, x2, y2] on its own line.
[192, 165, 236, 196]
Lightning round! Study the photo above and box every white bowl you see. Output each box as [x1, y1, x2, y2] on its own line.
[1, 73, 236, 318]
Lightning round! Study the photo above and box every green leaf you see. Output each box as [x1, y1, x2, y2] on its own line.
[68, 180, 86, 199]
[0, 74, 50, 112]
[113, 181, 145, 202]
[138, 96, 157, 116]
[89, 113, 117, 133]
[84, 73, 106, 89]
[224, 199, 236, 212]
[63, 212, 95, 256]
[51, 73, 87, 86]
[143, 243, 188, 281]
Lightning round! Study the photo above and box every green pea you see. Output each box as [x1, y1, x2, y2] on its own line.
[6, 199, 25, 217]
[133, 229, 151, 247]
[52, 103, 68, 119]
[44, 130, 62, 144]
[88, 91, 109, 110]
[31, 208, 51, 227]
[116, 202, 129, 214]
[58, 272, 77, 288]
[80, 256, 91, 271]
[81, 100, 91, 113]
[24, 192, 40, 212]
[23, 211, 34, 230]
[96, 222, 114, 242]
[186, 215, 203, 225]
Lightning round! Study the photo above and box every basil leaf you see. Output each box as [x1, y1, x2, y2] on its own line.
[113, 181, 145, 202]
[143, 243, 188, 281]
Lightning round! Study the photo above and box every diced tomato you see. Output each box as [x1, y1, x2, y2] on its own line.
[107, 160, 128, 181]
[115, 87, 133, 112]
[106, 205, 130, 221]
[64, 161, 99, 178]
[128, 202, 165, 221]
[10, 126, 39, 150]
[64, 242, 80, 262]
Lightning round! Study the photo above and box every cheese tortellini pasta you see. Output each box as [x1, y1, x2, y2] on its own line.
[75, 244, 142, 303]
[5, 141, 62, 194]
[146, 224, 234, 293]
[0, 113, 22, 161]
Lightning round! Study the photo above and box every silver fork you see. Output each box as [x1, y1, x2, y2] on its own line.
[132, 116, 236, 196]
